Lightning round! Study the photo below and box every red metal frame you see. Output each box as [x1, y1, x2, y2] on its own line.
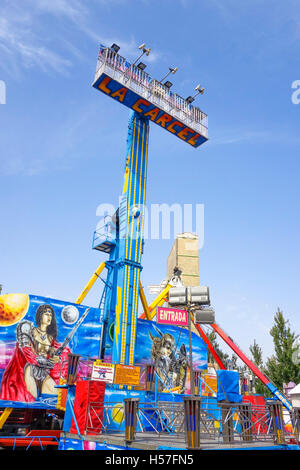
[192, 322, 226, 370]
[211, 323, 271, 385]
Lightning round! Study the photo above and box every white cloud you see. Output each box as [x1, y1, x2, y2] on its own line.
[0, 5, 74, 76]
[0, 1, 159, 77]
[211, 128, 300, 147]
[31, 0, 87, 21]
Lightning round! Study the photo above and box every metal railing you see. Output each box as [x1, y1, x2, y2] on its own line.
[83, 399, 300, 447]
[0, 434, 60, 450]
[95, 47, 208, 138]
[56, 357, 300, 447]
[93, 220, 116, 250]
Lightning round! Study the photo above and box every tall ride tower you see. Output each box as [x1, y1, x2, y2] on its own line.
[92, 44, 208, 367]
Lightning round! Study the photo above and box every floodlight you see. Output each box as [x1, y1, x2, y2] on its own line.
[160, 66, 178, 84]
[133, 43, 151, 65]
[186, 84, 205, 104]
[137, 62, 147, 71]
[190, 286, 210, 305]
[168, 287, 187, 306]
[111, 43, 120, 53]
[164, 81, 173, 89]
[138, 43, 150, 55]
[195, 84, 205, 95]
[186, 96, 195, 104]
[194, 308, 215, 324]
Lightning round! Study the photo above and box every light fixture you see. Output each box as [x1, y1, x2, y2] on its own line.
[137, 62, 147, 71]
[138, 43, 151, 56]
[193, 308, 215, 324]
[195, 84, 205, 95]
[186, 84, 205, 104]
[160, 66, 178, 84]
[164, 81, 173, 89]
[111, 43, 120, 53]
[186, 96, 195, 104]
[133, 43, 151, 65]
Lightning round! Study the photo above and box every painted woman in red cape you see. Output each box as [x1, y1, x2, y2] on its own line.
[0, 304, 71, 403]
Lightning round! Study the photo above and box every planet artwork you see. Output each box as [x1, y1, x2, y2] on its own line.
[0, 294, 30, 327]
[111, 403, 124, 424]
[61, 305, 79, 325]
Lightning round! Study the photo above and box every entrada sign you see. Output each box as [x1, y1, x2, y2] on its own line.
[157, 306, 188, 326]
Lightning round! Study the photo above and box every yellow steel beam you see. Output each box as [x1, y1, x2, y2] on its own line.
[0, 408, 13, 430]
[139, 281, 151, 320]
[139, 283, 172, 320]
[75, 262, 106, 305]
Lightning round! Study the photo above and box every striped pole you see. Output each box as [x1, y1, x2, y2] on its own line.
[239, 402, 253, 442]
[124, 398, 139, 443]
[219, 402, 234, 444]
[193, 370, 201, 396]
[291, 407, 300, 442]
[183, 397, 201, 449]
[67, 354, 81, 386]
[268, 401, 285, 445]
[145, 364, 155, 392]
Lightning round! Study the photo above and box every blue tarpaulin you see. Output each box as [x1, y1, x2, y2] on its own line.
[216, 370, 242, 403]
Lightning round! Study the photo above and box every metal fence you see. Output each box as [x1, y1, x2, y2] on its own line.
[57, 357, 300, 447]
[83, 399, 300, 447]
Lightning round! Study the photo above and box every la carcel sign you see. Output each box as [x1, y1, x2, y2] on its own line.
[157, 306, 188, 327]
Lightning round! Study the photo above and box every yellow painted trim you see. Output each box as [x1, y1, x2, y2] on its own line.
[125, 117, 136, 259]
[122, 155, 130, 194]
[147, 284, 172, 320]
[135, 120, 145, 263]
[129, 118, 140, 261]
[115, 286, 122, 357]
[121, 264, 131, 363]
[0, 408, 13, 430]
[138, 123, 149, 264]
[129, 267, 139, 365]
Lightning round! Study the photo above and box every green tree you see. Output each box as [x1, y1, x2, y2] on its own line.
[206, 332, 245, 371]
[249, 339, 270, 396]
[206, 330, 229, 366]
[265, 308, 300, 391]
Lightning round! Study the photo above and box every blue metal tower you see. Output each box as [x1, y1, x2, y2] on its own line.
[92, 44, 208, 367]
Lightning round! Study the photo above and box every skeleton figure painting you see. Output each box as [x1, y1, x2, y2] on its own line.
[149, 325, 188, 393]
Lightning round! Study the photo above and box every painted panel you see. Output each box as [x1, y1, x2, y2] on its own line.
[93, 73, 207, 148]
[104, 319, 207, 394]
[0, 294, 102, 408]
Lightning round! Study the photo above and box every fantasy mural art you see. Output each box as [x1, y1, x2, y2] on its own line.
[104, 319, 207, 394]
[147, 323, 206, 393]
[0, 294, 102, 408]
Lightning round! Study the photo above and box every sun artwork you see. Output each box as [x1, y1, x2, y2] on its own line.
[0, 293, 30, 327]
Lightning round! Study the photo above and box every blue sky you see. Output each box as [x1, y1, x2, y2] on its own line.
[0, 0, 300, 363]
